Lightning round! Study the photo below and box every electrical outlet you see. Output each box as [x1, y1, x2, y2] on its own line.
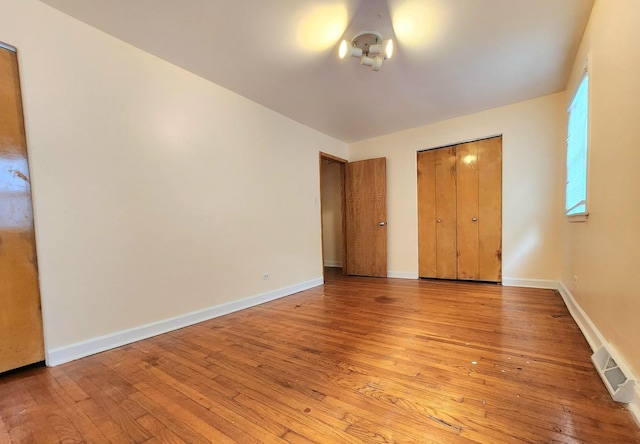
[573, 275, 578, 284]
[262, 273, 270, 280]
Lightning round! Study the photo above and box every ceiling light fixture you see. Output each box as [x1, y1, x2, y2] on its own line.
[338, 30, 393, 72]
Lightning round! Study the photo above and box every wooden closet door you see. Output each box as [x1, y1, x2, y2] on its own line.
[434, 148, 457, 279]
[456, 142, 480, 280]
[0, 45, 45, 372]
[418, 137, 501, 282]
[417, 150, 436, 277]
[456, 137, 502, 282]
[417, 147, 457, 279]
[477, 137, 502, 281]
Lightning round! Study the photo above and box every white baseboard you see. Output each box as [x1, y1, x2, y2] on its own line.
[557, 282, 606, 351]
[323, 261, 343, 267]
[502, 278, 560, 289]
[387, 271, 419, 279]
[557, 281, 639, 424]
[46, 277, 324, 367]
[631, 385, 640, 426]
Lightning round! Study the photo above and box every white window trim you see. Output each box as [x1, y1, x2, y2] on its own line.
[568, 213, 588, 222]
[566, 56, 591, 223]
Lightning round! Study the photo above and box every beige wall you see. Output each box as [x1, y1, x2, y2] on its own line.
[349, 93, 566, 281]
[562, 0, 640, 374]
[1, 0, 347, 351]
[321, 160, 343, 267]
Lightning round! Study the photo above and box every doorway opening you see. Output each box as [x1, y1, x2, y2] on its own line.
[319, 152, 347, 282]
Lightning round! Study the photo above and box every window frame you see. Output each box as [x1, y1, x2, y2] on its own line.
[565, 63, 590, 223]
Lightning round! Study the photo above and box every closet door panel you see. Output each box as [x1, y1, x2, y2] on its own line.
[0, 46, 45, 372]
[417, 150, 437, 278]
[478, 137, 502, 282]
[435, 147, 457, 279]
[456, 142, 479, 280]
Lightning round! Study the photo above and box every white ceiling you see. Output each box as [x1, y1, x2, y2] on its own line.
[40, 0, 594, 143]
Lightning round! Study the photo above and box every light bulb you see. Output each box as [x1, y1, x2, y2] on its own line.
[338, 40, 363, 59]
[370, 39, 394, 60]
[384, 39, 393, 59]
[360, 55, 383, 71]
[338, 40, 349, 59]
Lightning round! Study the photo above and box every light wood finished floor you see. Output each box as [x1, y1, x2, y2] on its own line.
[1, 269, 639, 443]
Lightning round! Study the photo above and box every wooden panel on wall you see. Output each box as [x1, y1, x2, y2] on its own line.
[435, 148, 457, 279]
[0, 46, 45, 373]
[417, 150, 436, 278]
[478, 136, 502, 281]
[456, 142, 480, 280]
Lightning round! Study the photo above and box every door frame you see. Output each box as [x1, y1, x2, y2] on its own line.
[418, 133, 503, 154]
[319, 152, 347, 282]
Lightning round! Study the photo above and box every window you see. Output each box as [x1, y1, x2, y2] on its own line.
[566, 73, 589, 220]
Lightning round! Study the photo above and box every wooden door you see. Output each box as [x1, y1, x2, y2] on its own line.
[435, 148, 457, 279]
[456, 142, 480, 280]
[0, 45, 45, 373]
[417, 148, 457, 279]
[477, 137, 502, 281]
[456, 137, 502, 281]
[344, 158, 387, 277]
[417, 150, 437, 277]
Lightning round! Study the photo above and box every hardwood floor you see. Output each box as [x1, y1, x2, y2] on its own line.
[1, 269, 638, 443]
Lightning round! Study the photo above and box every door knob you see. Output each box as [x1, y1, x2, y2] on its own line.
[378, 221, 386, 226]
[437, 219, 442, 223]
[472, 217, 478, 222]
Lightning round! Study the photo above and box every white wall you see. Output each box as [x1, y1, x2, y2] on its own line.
[1, 0, 346, 353]
[349, 93, 565, 282]
[321, 160, 343, 267]
[562, 0, 640, 375]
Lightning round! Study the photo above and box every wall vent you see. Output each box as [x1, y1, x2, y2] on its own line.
[591, 346, 635, 403]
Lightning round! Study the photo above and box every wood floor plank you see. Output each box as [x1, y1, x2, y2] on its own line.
[37, 368, 111, 443]
[281, 429, 319, 444]
[3, 380, 41, 443]
[99, 346, 293, 441]
[131, 382, 238, 444]
[144, 363, 288, 442]
[0, 412, 8, 444]
[136, 414, 187, 444]
[0, 268, 638, 443]
[230, 391, 362, 444]
[63, 364, 151, 443]
[21, 373, 86, 444]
